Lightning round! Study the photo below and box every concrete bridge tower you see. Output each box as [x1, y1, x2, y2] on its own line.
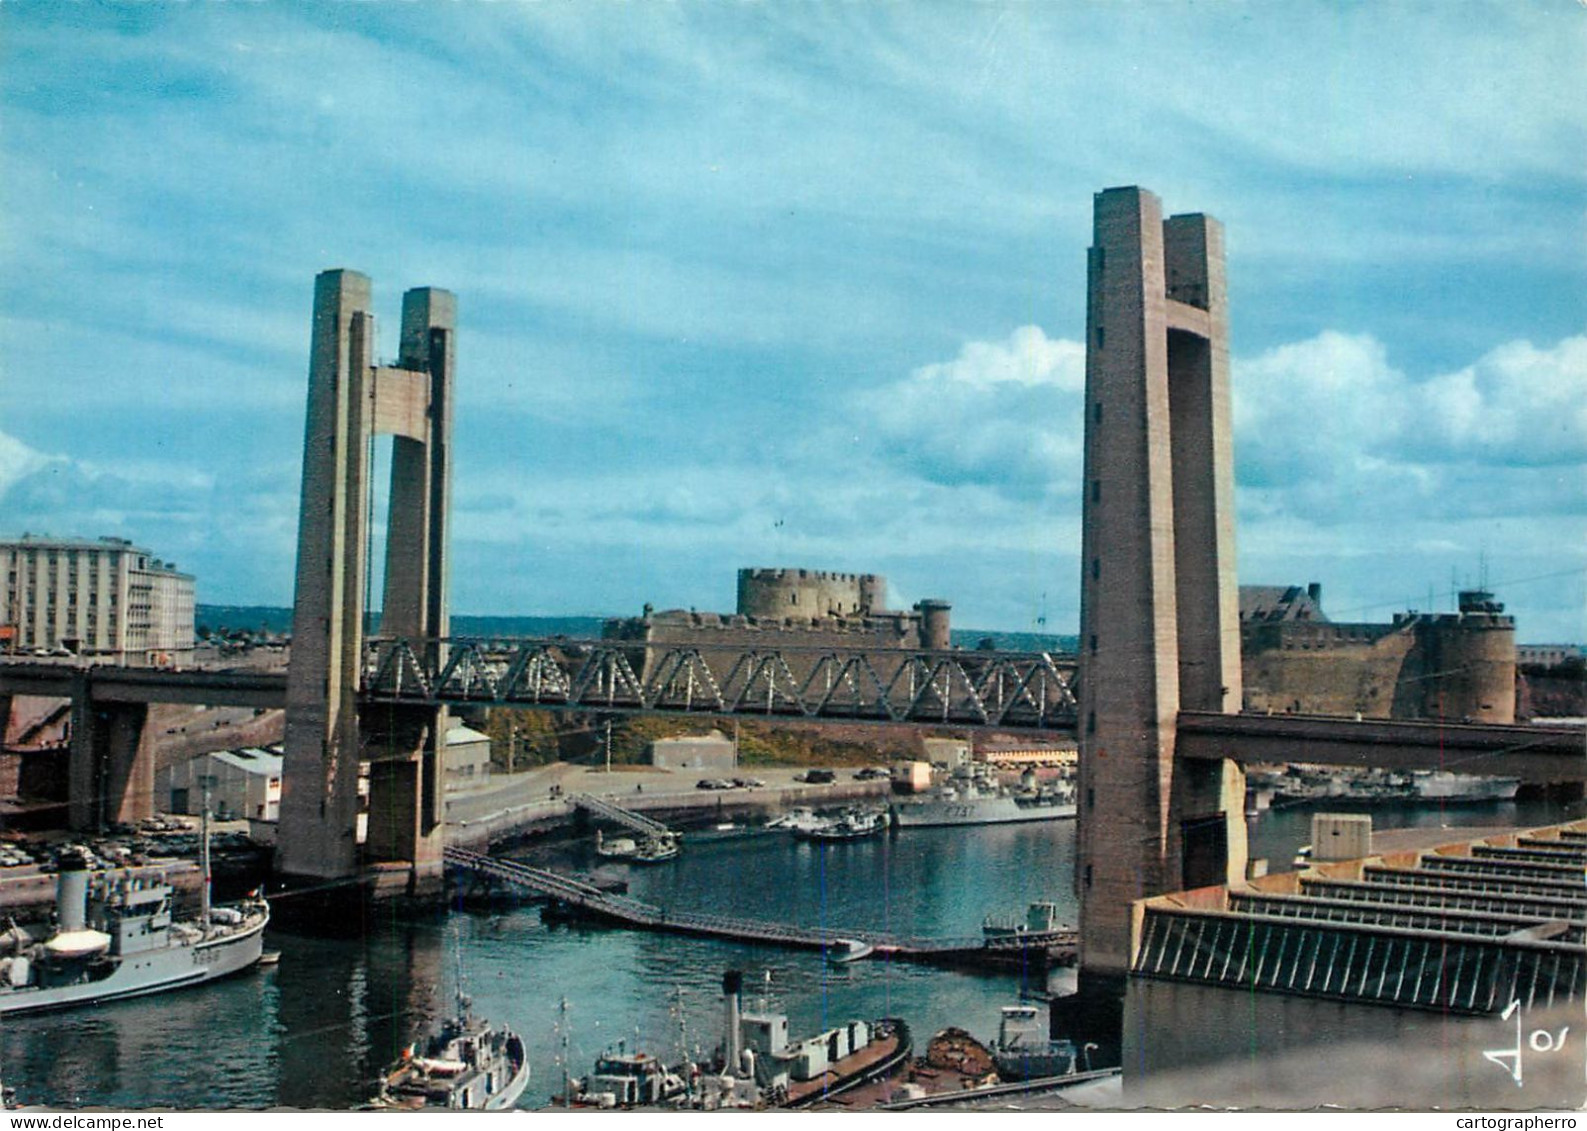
[1075, 188, 1247, 983]
[277, 270, 455, 890]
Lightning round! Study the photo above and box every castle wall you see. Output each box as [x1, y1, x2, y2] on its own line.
[1242, 623, 1415, 718]
[1241, 611, 1516, 723]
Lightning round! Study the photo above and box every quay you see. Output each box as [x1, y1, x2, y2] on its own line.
[444, 762, 890, 848]
[444, 846, 1077, 971]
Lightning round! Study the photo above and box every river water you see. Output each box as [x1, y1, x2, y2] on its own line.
[5, 794, 1577, 1110]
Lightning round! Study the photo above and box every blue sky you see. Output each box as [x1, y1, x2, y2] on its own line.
[2, 3, 1583, 641]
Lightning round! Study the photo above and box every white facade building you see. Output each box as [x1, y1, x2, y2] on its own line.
[0, 534, 195, 665]
[157, 747, 284, 822]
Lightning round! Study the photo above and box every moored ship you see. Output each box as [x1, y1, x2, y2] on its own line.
[790, 807, 888, 842]
[0, 851, 269, 1016]
[989, 1003, 1091, 1081]
[1410, 770, 1521, 802]
[892, 769, 1076, 829]
[709, 971, 911, 1109]
[373, 995, 530, 1110]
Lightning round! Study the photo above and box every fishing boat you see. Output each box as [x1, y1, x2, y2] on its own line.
[595, 830, 681, 863]
[566, 1042, 688, 1109]
[789, 808, 887, 842]
[372, 993, 530, 1110]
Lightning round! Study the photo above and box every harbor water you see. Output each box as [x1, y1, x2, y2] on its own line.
[3, 794, 1576, 1109]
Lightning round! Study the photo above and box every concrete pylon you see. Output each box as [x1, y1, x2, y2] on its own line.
[277, 271, 455, 889]
[1074, 188, 1246, 982]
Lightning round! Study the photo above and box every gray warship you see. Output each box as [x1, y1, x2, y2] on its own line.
[0, 851, 269, 1015]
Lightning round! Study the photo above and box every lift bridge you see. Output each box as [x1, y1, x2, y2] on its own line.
[362, 636, 1080, 730]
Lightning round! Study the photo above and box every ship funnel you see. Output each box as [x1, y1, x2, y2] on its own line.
[722, 970, 743, 1070]
[55, 850, 90, 934]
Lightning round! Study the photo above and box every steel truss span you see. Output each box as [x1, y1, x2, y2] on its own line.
[362, 637, 1080, 730]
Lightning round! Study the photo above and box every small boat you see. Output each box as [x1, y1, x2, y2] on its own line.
[596, 830, 681, 864]
[372, 994, 530, 1110]
[989, 1003, 1091, 1081]
[567, 1042, 689, 1109]
[790, 808, 887, 842]
[826, 938, 874, 964]
[982, 900, 1067, 938]
[766, 808, 822, 833]
[630, 836, 681, 863]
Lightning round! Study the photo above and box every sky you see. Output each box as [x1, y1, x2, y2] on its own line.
[1, 2, 1584, 642]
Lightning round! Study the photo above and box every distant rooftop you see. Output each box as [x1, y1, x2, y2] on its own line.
[1, 533, 191, 576]
[1238, 583, 1327, 624]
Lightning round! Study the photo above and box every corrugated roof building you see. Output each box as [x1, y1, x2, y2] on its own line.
[1126, 820, 1586, 1108]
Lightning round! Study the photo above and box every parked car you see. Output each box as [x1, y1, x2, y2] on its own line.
[853, 767, 890, 781]
[795, 768, 836, 784]
[696, 778, 733, 790]
[731, 777, 766, 789]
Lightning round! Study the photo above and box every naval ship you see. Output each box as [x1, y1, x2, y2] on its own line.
[0, 850, 269, 1015]
[892, 766, 1077, 828]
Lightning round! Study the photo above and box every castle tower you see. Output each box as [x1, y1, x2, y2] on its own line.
[1075, 188, 1246, 979]
[277, 271, 455, 888]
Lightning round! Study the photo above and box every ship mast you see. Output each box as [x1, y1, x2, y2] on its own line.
[198, 772, 214, 935]
[559, 997, 571, 1108]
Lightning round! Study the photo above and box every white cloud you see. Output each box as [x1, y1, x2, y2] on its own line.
[863, 325, 1085, 492]
[0, 430, 61, 498]
[1414, 336, 1587, 464]
[1235, 330, 1587, 513]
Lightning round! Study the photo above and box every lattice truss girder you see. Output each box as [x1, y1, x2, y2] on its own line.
[362, 638, 1080, 728]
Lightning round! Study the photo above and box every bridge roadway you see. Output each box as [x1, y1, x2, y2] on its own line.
[2, 653, 1580, 778]
[1176, 711, 1586, 784]
[444, 846, 1077, 968]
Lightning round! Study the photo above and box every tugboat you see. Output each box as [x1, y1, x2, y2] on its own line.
[0, 848, 269, 1016]
[990, 1003, 1091, 1081]
[703, 971, 912, 1108]
[373, 992, 530, 1110]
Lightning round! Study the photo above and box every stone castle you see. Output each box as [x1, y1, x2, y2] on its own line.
[602, 567, 953, 685]
[1239, 584, 1516, 723]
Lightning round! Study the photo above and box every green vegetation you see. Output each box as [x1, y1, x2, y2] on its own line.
[482, 709, 944, 772]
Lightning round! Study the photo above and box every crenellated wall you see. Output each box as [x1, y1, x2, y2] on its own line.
[736, 568, 886, 618]
[1241, 593, 1516, 723]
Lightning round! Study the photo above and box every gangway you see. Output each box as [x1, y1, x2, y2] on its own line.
[569, 793, 675, 838]
[443, 846, 1076, 969]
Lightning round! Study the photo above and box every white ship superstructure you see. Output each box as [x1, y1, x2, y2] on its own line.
[0, 853, 268, 1015]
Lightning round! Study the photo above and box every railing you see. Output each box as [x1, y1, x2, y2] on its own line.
[569, 793, 673, 837]
[366, 637, 1079, 730]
